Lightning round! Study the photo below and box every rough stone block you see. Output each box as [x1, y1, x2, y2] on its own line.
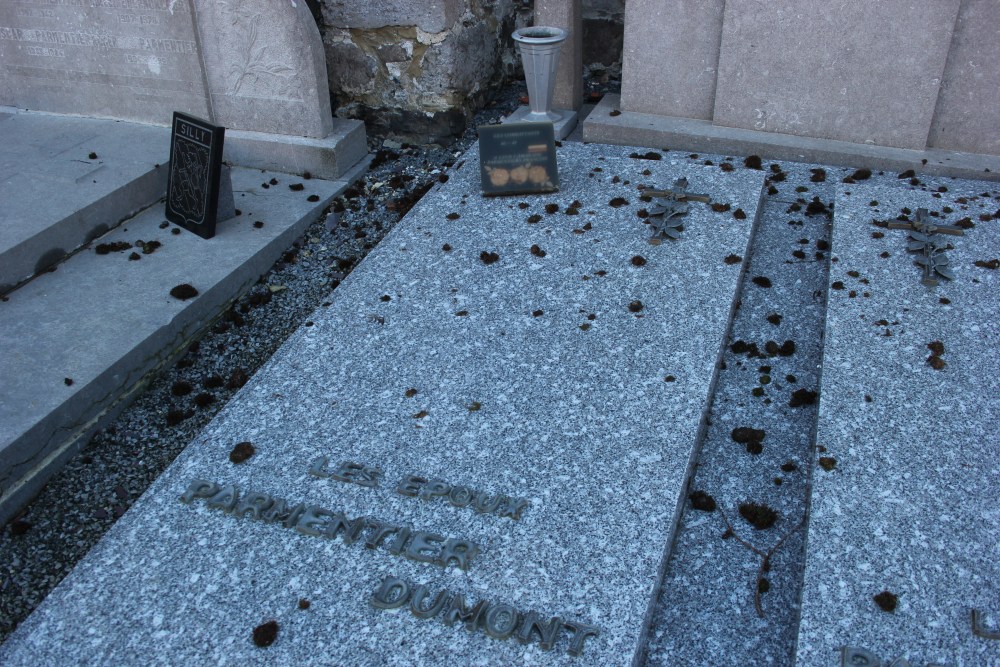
[0, 0, 209, 125]
[620, 0, 725, 120]
[321, 0, 462, 33]
[713, 0, 961, 150]
[796, 181, 1000, 666]
[0, 142, 765, 665]
[927, 0, 1000, 156]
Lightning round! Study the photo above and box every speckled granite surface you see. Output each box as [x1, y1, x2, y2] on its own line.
[0, 143, 764, 665]
[796, 182, 1000, 666]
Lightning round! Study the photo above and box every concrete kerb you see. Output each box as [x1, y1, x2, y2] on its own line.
[584, 95, 1000, 183]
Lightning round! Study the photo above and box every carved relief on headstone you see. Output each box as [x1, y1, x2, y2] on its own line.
[193, 0, 334, 138]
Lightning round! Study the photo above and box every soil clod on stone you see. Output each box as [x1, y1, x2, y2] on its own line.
[789, 388, 818, 407]
[689, 490, 716, 512]
[739, 502, 778, 530]
[169, 284, 198, 300]
[252, 620, 279, 647]
[873, 591, 898, 613]
[229, 441, 256, 464]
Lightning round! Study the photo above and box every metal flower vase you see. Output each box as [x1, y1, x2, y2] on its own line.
[512, 26, 567, 123]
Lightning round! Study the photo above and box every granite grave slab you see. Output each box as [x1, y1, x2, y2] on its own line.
[795, 181, 1000, 666]
[0, 143, 764, 665]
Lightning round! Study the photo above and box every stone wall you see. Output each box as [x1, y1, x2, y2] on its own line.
[321, 0, 526, 143]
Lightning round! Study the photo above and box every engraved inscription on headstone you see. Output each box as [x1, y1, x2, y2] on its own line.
[165, 112, 234, 240]
[0, 1, 209, 123]
[478, 122, 559, 195]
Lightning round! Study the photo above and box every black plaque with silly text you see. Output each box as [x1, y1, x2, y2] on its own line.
[166, 112, 226, 240]
[478, 122, 559, 196]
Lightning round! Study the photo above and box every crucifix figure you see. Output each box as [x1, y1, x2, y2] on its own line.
[885, 208, 964, 287]
[643, 178, 711, 243]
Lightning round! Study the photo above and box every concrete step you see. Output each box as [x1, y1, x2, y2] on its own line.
[0, 111, 169, 294]
[796, 180, 1000, 666]
[0, 161, 369, 527]
[0, 141, 765, 665]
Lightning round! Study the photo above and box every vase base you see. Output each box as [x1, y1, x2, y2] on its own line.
[505, 107, 579, 140]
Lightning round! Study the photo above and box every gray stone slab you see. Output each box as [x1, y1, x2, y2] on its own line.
[0, 113, 169, 292]
[1, 3, 343, 142]
[584, 94, 1000, 183]
[0, 0, 210, 125]
[928, 0, 1000, 156]
[713, 0, 960, 150]
[620, 0, 725, 121]
[0, 167, 345, 528]
[0, 142, 764, 665]
[795, 181, 1000, 666]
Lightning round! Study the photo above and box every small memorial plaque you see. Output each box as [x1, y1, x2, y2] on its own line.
[166, 112, 230, 240]
[478, 122, 559, 195]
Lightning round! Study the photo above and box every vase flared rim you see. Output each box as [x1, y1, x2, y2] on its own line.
[512, 26, 567, 45]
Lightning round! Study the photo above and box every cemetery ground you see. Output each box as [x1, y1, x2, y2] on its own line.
[1, 77, 998, 664]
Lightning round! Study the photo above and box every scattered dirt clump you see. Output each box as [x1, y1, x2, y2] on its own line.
[739, 502, 777, 530]
[229, 441, 255, 463]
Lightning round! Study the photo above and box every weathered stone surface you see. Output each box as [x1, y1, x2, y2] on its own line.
[927, 0, 1000, 156]
[323, 2, 519, 141]
[620, 0, 725, 120]
[0, 0, 209, 125]
[321, 0, 462, 32]
[195, 0, 333, 138]
[713, 0, 960, 149]
[325, 39, 379, 95]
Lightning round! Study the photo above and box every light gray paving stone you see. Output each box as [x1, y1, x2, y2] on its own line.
[0, 167, 345, 527]
[0, 113, 169, 292]
[0, 143, 764, 665]
[795, 181, 1000, 666]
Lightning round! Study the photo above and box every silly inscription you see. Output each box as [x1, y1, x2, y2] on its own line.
[370, 576, 600, 657]
[179, 479, 479, 570]
[165, 112, 229, 240]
